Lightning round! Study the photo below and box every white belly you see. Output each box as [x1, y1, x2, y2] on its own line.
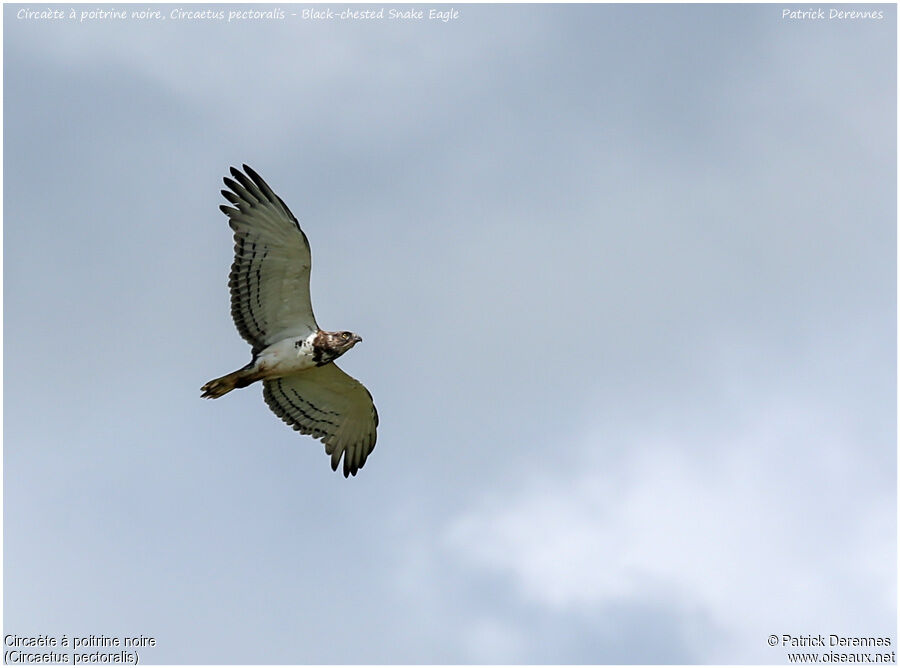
[253, 334, 318, 378]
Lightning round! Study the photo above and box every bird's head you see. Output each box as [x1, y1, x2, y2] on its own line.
[313, 330, 363, 365]
[333, 330, 362, 352]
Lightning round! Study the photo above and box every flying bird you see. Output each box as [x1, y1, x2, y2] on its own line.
[202, 165, 378, 477]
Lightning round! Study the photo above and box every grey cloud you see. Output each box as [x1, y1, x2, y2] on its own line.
[4, 3, 895, 663]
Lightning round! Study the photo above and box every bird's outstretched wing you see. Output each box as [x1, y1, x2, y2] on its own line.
[219, 165, 317, 353]
[263, 364, 379, 477]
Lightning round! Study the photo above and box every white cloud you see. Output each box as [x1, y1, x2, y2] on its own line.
[443, 390, 896, 662]
[460, 616, 528, 664]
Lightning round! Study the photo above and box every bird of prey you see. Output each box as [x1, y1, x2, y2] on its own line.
[202, 165, 378, 477]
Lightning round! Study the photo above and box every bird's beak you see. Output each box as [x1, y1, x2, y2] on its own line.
[354, 335, 363, 344]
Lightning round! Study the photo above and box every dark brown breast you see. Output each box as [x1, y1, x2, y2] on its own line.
[312, 330, 344, 366]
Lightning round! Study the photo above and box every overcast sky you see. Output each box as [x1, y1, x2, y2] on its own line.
[3, 3, 896, 664]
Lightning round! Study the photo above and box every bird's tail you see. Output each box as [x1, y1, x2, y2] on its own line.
[201, 364, 261, 399]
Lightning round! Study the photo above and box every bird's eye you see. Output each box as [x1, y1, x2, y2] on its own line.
[342, 332, 350, 340]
